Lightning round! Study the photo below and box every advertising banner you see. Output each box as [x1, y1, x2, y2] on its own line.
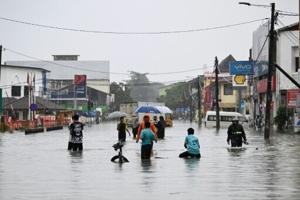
[74, 75, 87, 98]
[229, 61, 254, 75]
[287, 89, 300, 108]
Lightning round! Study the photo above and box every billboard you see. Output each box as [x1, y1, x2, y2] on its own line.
[229, 61, 254, 75]
[74, 75, 87, 98]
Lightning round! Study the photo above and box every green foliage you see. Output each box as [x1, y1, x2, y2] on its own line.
[109, 82, 133, 112]
[274, 106, 288, 131]
[157, 82, 190, 110]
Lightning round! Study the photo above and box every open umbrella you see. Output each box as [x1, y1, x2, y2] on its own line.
[108, 111, 128, 119]
[155, 106, 173, 114]
[135, 106, 161, 114]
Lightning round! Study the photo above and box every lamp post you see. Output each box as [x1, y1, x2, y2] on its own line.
[239, 2, 276, 139]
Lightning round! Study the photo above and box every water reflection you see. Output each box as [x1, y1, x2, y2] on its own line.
[184, 158, 200, 171]
[141, 159, 152, 172]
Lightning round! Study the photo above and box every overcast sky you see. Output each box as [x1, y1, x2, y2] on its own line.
[0, 0, 298, 84]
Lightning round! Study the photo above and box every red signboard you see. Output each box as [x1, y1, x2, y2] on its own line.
[74, 75, 87, 86]
[287, 89, 300, 108]
[256, 75, 276, 93]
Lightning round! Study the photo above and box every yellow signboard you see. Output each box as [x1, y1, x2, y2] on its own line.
[232, 75, 247, 86]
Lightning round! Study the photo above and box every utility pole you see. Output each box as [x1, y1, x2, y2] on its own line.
[264, 3, 275, 139]
[189, 82, 193, 123]
[215, 57, 220, 129]
[198, 75, 202, 126]
[0, 45, 2, 67]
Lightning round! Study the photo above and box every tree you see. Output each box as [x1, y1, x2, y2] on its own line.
[157, 82, 190, 110]
[109, 82, 132, 111]
[126, 71, 163, 102]
[274, 106, 288, 131]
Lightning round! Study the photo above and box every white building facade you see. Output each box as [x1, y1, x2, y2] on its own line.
[0, 65, 48, 98]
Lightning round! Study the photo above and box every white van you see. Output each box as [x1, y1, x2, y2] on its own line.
[204, 111, 247, 128]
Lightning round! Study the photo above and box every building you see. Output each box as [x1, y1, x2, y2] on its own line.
[0, 64, 49, 99]
[276, 22, 299, 115]
[250, 21, 300, 128]
[203, 55, 249, 114]
[6, 55, 110, 111]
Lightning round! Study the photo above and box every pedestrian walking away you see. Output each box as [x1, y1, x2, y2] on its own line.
[140, 122, 157, 160]
[179, 128, 201, 159]
[136, 115, 157, 143]
[156, 116, 166, 139]
[132, 117, 139, 139]
[227, 117, 248, 147]
[117, 116, 131, 142]
[68, 114, 84, 151]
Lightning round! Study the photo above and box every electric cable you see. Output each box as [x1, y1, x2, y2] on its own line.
[0, 17, 268, 35]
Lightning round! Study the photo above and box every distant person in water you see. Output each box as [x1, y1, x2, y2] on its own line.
[68, 114, 84, 151]
[156, 116, 166, 139]
[117, 117, 131, 142]
[179, 128, 201, 158]
[227, 117, 248, 147]
[140, 122, 157, 159]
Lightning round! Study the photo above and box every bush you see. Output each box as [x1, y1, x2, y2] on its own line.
[274, 106, 288, 131]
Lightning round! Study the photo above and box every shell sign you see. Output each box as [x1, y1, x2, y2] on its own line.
[232, 75, 247, 87]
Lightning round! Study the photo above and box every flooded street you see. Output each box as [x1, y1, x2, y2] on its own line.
[1, 120, 300, 200]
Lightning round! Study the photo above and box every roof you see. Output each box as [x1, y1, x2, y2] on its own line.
[277, 22, 299, 33]
[1, 64, 50, 72]
[5, 60, 110, 80]
[3, 97, 65, 110]
[217, 55, 236, 73]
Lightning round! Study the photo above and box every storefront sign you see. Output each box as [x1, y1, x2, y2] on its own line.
[232, 75, 247, 87]
[229, 61, 254, 75]
[256, 75, 276, 93]
[287, 89, 300, 108]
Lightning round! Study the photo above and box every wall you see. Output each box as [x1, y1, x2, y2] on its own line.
[277, 30, 299, 90]
[0, 67, 44, 98]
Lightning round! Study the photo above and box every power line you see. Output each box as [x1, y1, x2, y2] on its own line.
[4, 47, 209, 76]
[0, 17, 268, 35]
[4, 48, 128, 75]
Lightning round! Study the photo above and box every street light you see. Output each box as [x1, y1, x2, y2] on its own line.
[239, 2, 276, 139]
[239, 2, 271, 8]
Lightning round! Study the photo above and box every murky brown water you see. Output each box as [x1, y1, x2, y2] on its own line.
[0, 121, 300, 200]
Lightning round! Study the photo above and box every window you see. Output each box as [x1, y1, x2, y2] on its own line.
[224, 84, 233, 95]
[207, 115, 216, 121]
[11, 86, 21, 97]
[24, 86, 29, 96]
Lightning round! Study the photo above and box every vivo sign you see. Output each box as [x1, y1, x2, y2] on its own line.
[229, 61, 254, 75]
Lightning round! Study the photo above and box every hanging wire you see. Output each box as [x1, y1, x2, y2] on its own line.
[0, 17, 268, 35]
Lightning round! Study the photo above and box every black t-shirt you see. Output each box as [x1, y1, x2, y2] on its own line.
[69, 121, 84, 143]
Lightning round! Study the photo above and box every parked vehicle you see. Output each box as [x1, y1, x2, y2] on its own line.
[204, 111, 247, 128]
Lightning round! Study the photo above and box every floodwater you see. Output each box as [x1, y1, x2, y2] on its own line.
[0, 121, 300, 200]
